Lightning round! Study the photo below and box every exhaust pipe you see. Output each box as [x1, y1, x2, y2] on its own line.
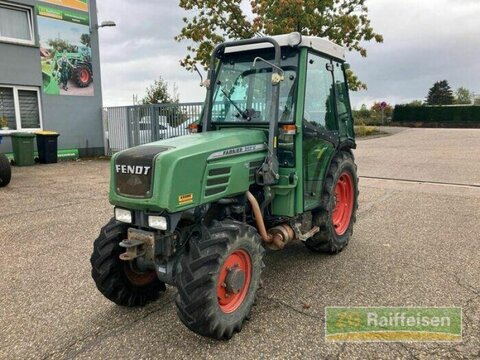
[246, 191, 271, 242]
[246, 191, 295, 250]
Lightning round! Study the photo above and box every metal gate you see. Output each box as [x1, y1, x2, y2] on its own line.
[103, 102, 203, 155]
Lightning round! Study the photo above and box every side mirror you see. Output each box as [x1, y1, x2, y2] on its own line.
[342, 63, 351, 71]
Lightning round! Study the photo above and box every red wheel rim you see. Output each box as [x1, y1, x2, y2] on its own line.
[217, 249, 251, 313]
[80, 69, 89, 83]
[124, 265, 157, 286]
[332, 171, 354, 236]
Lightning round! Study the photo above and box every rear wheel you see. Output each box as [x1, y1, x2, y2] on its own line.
[305, 151, 358, 254]
[175, 220, 264, 339]
[0, 153, 11, 187]
[90, 218, 165, 306]
[73, 65, 92, 88]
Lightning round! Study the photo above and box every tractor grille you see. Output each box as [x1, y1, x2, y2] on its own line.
[114, 145, 169, 198]
[249, 160, 264, 182]
[205, 167, 231, 197]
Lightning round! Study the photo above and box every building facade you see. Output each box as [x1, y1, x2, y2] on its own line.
[0, 0, 104, 156]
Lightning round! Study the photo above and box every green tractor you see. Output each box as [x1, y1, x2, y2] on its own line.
[67, 46, 93, 88]
[42, 47, 93, 94]
[91, 32, 358, 339]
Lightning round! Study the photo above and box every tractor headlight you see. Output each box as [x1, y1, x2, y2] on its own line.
[115, 208, 132, 223]
[148, 216, 167, 230]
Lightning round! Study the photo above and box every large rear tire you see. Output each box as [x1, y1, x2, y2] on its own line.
[0, 153, 11, 187]
[305, 151, 358, 254]
[175, 220, 264, 339]
[90, 218, 166, 306]
[73, 65, 92, 88]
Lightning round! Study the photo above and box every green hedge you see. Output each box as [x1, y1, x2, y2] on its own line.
[393, 105, 480, 123]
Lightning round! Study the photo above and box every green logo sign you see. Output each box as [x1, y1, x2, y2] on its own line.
[37, 5, 89, 26]
[325, 307, 462, 342]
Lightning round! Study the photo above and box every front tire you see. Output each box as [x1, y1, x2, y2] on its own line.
[175, 220, 264, 339]
[305, 151, 358, 254]
[0, 154, 11, 187]
[90, 218, 166, 307]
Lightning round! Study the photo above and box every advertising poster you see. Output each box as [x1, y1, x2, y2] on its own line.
[37, 1, 94, 96]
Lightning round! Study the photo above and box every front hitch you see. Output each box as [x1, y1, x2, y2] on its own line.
[119, 228, 155, 261]
[119, 227, 178, 285]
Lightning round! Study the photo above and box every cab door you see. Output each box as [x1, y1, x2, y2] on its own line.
[332, 62, 355, 141]
[301, 51, 337, 211]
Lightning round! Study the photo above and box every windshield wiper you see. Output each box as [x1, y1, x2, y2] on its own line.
[220, 88, 250, 120]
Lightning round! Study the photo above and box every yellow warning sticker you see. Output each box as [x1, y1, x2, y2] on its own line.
[178, 193, 193, 205]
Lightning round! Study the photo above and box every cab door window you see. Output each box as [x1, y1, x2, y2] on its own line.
[332, 62, 354, 139]
[302, 52, 336, 209]
[304, 53, 335, 130]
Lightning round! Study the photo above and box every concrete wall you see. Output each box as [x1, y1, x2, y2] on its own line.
[0, 0, 104, 156]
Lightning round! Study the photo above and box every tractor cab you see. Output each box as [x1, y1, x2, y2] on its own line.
[202, 32, 356, 214]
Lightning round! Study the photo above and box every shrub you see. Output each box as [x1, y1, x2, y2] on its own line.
[355, 125, 380, 137]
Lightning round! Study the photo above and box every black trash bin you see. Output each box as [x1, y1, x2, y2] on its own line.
[35, 131, 60, 164]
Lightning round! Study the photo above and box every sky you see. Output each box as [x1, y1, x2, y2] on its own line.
[96, 0, 480, 108]
[38, 17, 89, 49]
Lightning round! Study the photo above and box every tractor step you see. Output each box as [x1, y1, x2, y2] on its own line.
[293, 223, 320, 241]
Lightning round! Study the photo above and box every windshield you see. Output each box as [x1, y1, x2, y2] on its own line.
[211, 49, 298, 124]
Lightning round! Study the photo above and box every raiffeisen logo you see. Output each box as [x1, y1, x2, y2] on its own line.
[325, 307, 462, 342]
[115, 165, 151, 175]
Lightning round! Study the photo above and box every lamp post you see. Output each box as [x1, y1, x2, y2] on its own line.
[90, 21, 116, 33]
[93, 20, 116, 156]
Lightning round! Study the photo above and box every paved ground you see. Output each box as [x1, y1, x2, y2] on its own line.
[0, 128, 479, 359]
[59, 80, 94, 96]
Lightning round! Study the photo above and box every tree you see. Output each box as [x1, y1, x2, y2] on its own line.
[176, 0, 383, 90]
[408, 100, 423, 107]
[455, 87, 472, 105]
[142, 76, 178, 105]
[142, 77, 185, 126]
[47, 38, 76, 54]
[358, 104, 370, 118]
[370, 102, 393, 121]
[352, 103, 370, 125]
[80, 33, 91, 47]
[426, 80, 454, 105]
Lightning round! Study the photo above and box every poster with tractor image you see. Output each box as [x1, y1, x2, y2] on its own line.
[37, 3, 94, 96]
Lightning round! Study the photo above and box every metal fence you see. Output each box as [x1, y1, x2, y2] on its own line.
[103, 102, 203, 155]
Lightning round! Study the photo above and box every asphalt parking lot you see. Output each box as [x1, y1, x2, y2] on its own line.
[1, 128, 479, 359]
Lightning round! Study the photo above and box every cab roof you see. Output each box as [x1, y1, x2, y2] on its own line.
[224, 32, 346, 61]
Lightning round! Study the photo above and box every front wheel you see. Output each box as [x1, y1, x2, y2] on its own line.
[305, 151, 358, 254]
[175, 220, 264, 339]
[0, 153, 11, 187]
[90, 218, 166, 306]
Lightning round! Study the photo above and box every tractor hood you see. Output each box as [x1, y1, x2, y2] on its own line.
[109, 128, 268, 212]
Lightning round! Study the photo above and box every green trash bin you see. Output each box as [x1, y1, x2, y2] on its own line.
[11, 133, 35, 166]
